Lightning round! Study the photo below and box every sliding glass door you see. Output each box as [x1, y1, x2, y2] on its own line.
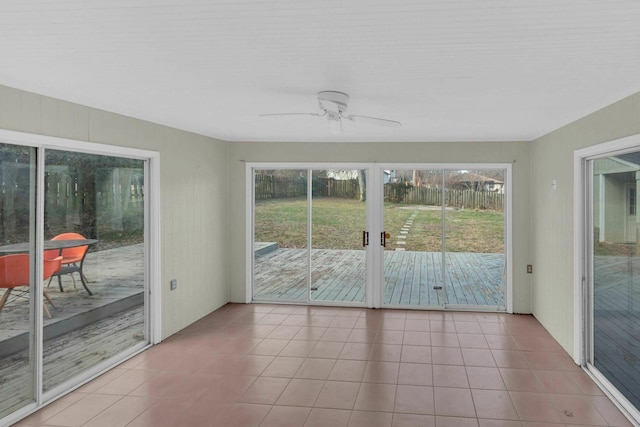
[382, 167, 507, 310]
[252, 167, 368, 305]
[0, 140, 153, 424]
[587, 151, 640, 412]
[251, 163, 510, 310]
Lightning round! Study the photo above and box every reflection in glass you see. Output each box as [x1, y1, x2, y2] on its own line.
[591, 155, 640, 409]
[42, 150, 146, 392]
[0, 143, 36, 418]
[253, 169, 308, 302]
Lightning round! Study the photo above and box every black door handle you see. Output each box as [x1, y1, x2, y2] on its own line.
[381, 231, 390, 247]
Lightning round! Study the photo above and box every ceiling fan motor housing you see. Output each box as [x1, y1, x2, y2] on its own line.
[318, 91, 349, 115]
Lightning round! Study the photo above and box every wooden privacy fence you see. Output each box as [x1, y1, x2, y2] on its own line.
[45, 166, 144, 234]
[254, 175, 358, 199]
[255, 174, 307, 199]
[255, 174, 504, 211]
[315, 178, 359, 199]
[386, 185, 504, 210]
[0, 162, 144, 243]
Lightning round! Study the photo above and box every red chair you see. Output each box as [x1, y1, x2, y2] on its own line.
[44, 233, 92, 295]
[0, 254, 62, 318]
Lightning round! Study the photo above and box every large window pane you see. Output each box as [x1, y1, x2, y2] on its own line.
[311, 169, 366, 303]
[383, 169, 444, 306]
[253, 169, 308, 302]
[0, 143, 36, 418]
[42, 150, 146, 392]
[444, 169, 505, 307]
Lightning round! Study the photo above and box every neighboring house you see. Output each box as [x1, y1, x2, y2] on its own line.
[447, 172, 505, 193]
[384, 170, 398, 184]
[593, 153, 640, 243]
[326, 170, 359, 180]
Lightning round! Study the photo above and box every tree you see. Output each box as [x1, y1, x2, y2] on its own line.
[357, 170, 366, 202]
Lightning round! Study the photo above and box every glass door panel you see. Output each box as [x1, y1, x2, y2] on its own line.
[0, 143, 36, 418]
[590, 155, 640, 409]
[383, 169, 444, 307]
[253, 169, 308, 302]
[42, 150, 147, 392]
[310, 169, 366, 303]
[443, 169, 505, 308]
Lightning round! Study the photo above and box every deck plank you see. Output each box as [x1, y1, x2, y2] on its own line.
[422, 254, 439, 306]
[409, 252, 422, 305]
[383, 251, 403, 304]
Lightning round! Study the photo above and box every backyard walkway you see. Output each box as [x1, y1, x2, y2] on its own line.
[254, 247, 505, 307]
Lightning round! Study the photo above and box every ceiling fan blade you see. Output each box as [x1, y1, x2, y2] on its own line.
[259, 112, 324, 118]
[344, 114, 401, 128]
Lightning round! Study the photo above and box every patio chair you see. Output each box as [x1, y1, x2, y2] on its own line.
[0, 254, 62, 318]
[45, 232, 92, 295]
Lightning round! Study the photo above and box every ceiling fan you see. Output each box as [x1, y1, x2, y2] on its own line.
[260, 91, 401, 133]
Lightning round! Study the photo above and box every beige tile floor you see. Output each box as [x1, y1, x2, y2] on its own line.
[14, 304, 634, 427]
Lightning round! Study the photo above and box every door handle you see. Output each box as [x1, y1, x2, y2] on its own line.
[362, 231, 369, 247]
[381, 231, 390, 247]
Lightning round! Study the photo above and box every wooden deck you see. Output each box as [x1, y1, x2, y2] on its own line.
[0, 243, 144, 343]
[0, 244, 145, 418]
[0, 306, 144, 418]
[254, 248, 505, 307]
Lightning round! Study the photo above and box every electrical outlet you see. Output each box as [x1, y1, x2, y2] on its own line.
[170, 279, 177, 290]
[527, 265, 533, 274]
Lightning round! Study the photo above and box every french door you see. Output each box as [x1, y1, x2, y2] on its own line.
[250, 163, 510, 311]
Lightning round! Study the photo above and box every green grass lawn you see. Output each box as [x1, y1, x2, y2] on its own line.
[255, 197, 504, 253]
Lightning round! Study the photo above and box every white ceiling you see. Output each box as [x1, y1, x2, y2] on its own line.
[1, 0, 640, 143]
